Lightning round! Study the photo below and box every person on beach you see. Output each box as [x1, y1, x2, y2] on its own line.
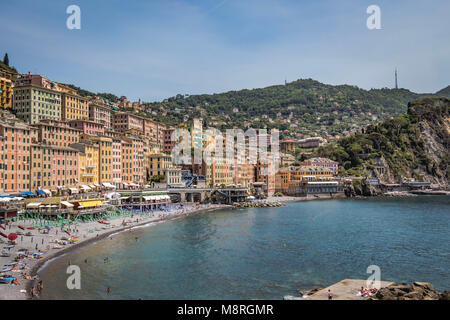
[107, 287, 111, 294]
[37, 281, 43, 295]
[328, 289, 333, 300]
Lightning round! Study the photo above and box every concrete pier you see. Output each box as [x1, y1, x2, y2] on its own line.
[304, 279, 394, 300]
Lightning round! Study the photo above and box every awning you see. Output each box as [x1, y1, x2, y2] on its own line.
[61, 201, 74, 208]
[77, 200, 104, 208]
[69, 188, 79, 194]
[36, 190, 46, 196]
[89, 185, 96, 189]
[81, 185, 91, 191]
[119, 197, 129, 200]
[94, 183, 101, 187]
[42, 189, 51, 195]
[102, 182, 116, 188]
[143, 196, 154, 201]
[26, 202, 42, 208]
[21, 191, 37, 197]
[123, 182, 129, 187]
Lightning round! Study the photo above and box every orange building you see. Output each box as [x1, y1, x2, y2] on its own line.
[121, 138, 133, 185]
[0, 119, 37, 192]
[33, 119, 81, 147]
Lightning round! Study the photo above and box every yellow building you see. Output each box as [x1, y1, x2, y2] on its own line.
[276, 165, 332, 195]
[80, 135, 113, 184]
[60, 85, 89, 121]
[290, 166, 332, 182]
[0, 70, 15, 108]
[70, 142, 100, 185]
[205, 158, 234, 188]
[148, 153, 173, 178]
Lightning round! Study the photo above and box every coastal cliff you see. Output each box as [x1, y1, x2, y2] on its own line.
[318, 97, 450, 188]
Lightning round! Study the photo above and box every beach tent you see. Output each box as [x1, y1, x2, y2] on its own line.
[26, 202, 41, 208]
[61, 201, 74, 208]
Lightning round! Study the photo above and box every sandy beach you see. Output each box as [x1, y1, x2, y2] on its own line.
[0, 203, 230, 300]
[0, 194, 346, 300]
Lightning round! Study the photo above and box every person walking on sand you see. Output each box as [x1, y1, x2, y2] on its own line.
[328, 289, 333, 300]
[107, 287, 111, 294]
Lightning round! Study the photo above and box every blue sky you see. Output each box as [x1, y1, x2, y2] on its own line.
[1, 0, 449, 101]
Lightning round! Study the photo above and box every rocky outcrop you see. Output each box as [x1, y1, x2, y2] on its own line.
[345, 179, 381, 197]
[370, 282, 449, 300]
[233, 201, 284, 208]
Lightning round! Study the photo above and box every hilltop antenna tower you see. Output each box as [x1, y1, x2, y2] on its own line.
[395, 68, 398, 89]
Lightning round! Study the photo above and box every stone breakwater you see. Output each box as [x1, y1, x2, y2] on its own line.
[369, 282, 450, 300]
[232, 201, 284, 208]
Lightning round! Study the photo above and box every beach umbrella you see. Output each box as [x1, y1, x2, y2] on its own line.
[8, 233, 18, 241]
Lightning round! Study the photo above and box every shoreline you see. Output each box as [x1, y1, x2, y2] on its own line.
[3, 193, 447, 300]
[30, 204, 230, 300]
[0, 203, 230, 300]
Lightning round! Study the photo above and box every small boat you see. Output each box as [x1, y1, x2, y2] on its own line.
[18, 226, 25, 230]
[0, 225, 5, 230]
[53, 244, 63, 249]
[27, 227, 35, 230]
[0, 232, 7, 238]
[64, 230, 71, 236]
[98, 221, 110, 225]
[25, 232, 32, 236]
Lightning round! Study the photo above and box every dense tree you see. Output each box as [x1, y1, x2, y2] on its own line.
[3, 53, 9, 66]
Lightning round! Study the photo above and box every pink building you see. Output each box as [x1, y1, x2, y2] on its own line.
[301, 157, 339, 175]
[30, 144, 79, 191]
[113, 112, 143, 132]
[68, 120, 105, 136]
[89, 101, 113, 130]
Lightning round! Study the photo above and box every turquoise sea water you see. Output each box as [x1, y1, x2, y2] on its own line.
[38, 196, 450, 299]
